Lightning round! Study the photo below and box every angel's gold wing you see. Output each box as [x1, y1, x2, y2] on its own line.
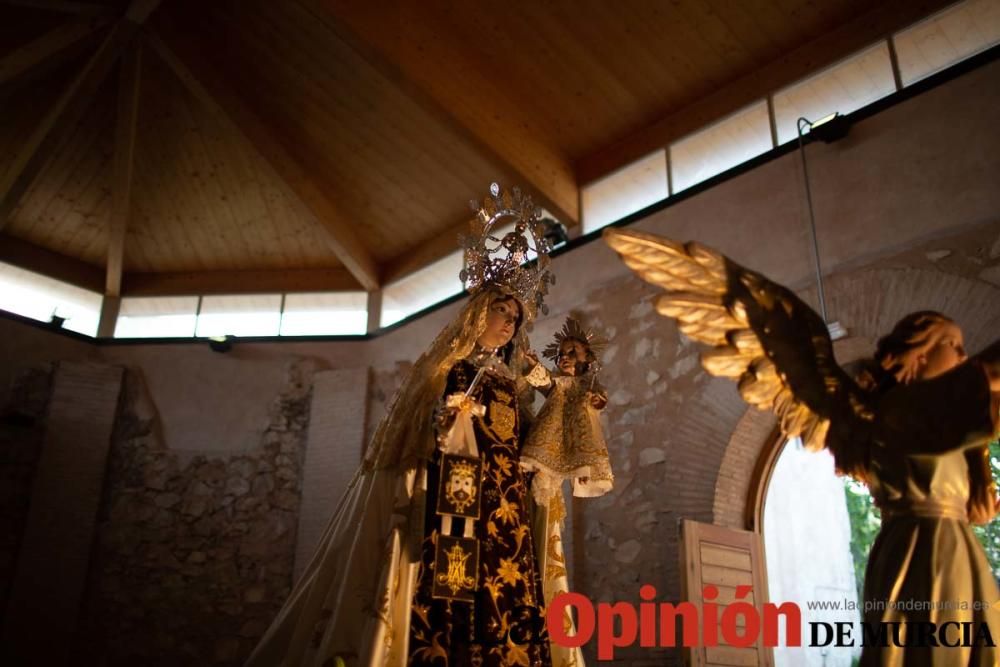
[604, 228, 874, 459]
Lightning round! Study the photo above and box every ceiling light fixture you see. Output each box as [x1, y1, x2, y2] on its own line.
[208, 335, 233, 353]
[796, 114, 853, 340]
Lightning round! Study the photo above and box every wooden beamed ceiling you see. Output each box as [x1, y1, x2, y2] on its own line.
[0, 0, 965, 303]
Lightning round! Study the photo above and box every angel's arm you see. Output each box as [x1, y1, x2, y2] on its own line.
[967, 340, 1000, 524]
[878, 358, 999, 456]
[979, 339, 1000, 394]
[966, 445, 996, 525]
[976, 340, 1000, 435]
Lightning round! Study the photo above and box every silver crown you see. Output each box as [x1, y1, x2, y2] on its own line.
[459, 183, 555, 320]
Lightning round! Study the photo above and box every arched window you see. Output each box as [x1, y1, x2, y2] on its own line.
[761, 435, 862, 666]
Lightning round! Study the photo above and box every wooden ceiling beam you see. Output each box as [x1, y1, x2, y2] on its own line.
[310, 0, 580, 227]
[0, 229, 363, 296]
[0, 232, 361, 296]
[0, 233, 104, 292]
[105, 42, 140, 298]
[575, 0, 957, 184]
[0, 18, 111, 90]
[122, 267, 362, 296]
[0, 0, 161, 230]
[145, 30, 381, 292]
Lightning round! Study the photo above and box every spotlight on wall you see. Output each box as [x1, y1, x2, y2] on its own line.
[801, 112, 852, 143]
[208, 335, 233, 353]
[539, 217, 569, 249]
[827, 321, 849, 341]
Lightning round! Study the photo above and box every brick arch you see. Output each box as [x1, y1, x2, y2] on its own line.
[709, 266, 1000, 530]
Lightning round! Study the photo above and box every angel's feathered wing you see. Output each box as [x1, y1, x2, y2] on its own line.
[604, 228, 874, 461]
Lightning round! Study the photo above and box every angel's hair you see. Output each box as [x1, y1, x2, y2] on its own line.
[855, 311, 952, 393]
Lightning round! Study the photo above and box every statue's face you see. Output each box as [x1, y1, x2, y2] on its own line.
[896, 320, 967, 382]
[447, 471, 474, 503]
[557, 339, 589, 376]
[477, 298, 520, 350]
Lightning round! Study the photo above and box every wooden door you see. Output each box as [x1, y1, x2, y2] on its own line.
[679, 520, 774, 667]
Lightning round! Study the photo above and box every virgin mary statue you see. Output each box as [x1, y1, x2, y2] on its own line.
[246, 184, 581, 667]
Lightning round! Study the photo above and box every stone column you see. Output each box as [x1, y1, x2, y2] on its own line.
[2, 361, 123, 666]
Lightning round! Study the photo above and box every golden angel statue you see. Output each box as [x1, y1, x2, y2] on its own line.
[246, 184, 576, 667]
[604, 228, 1000, 667]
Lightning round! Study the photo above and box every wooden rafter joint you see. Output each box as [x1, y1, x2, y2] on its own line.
[0, 18, 112, 91]
[0, 0, 162, 231]
[144, 28, 381, 292]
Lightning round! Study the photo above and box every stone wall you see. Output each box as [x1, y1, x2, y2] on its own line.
[77, 360, 316, 666]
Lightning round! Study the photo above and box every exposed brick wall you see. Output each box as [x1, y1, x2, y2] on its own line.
[713, 408, 776, 530]
[2, 361, 124, 666]
[295, 368, 369, 580]
[364, 361, 411, 447]
[0, 364, 53, 616]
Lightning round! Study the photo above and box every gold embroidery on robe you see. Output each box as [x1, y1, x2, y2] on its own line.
[488, 400, 516, 441]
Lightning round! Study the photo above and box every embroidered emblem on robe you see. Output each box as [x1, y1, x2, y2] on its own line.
[432, 535, 479, 601]
[435, 453, 483, 519]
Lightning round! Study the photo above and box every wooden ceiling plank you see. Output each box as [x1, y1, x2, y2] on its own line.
[382, 219, 466, 285]
[576, 0, 957, 184]
[47, 132, 111, 263]
[16, 87, 113, 258]
[5, 99, 112, 270]
[143, 29, 281, 273]
[145, 30, 380, 291]
[308, 0, 580, 226]
[189, 2, 518, 263]
[230, 2, 488, 254]
[591, 3, 685, 110]
[122, 267, 361, 296]
[105, 42, 140, 297]
[149, 16, 364, 272]
[0, 0, 161, 231]
[0, 18, 110, 89]
[0, 0, 114, 17]
[0, 232, 103, 291]
[133, 76, 218, 272]
[710, 0, 784, 56]
[168, 81, 245, 271]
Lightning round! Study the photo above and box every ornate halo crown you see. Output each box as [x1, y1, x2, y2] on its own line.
[459, 183, 555, 320]
[543, 316, 609, 373]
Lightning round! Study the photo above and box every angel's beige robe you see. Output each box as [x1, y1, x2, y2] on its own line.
[862, 361, 1000, 666]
